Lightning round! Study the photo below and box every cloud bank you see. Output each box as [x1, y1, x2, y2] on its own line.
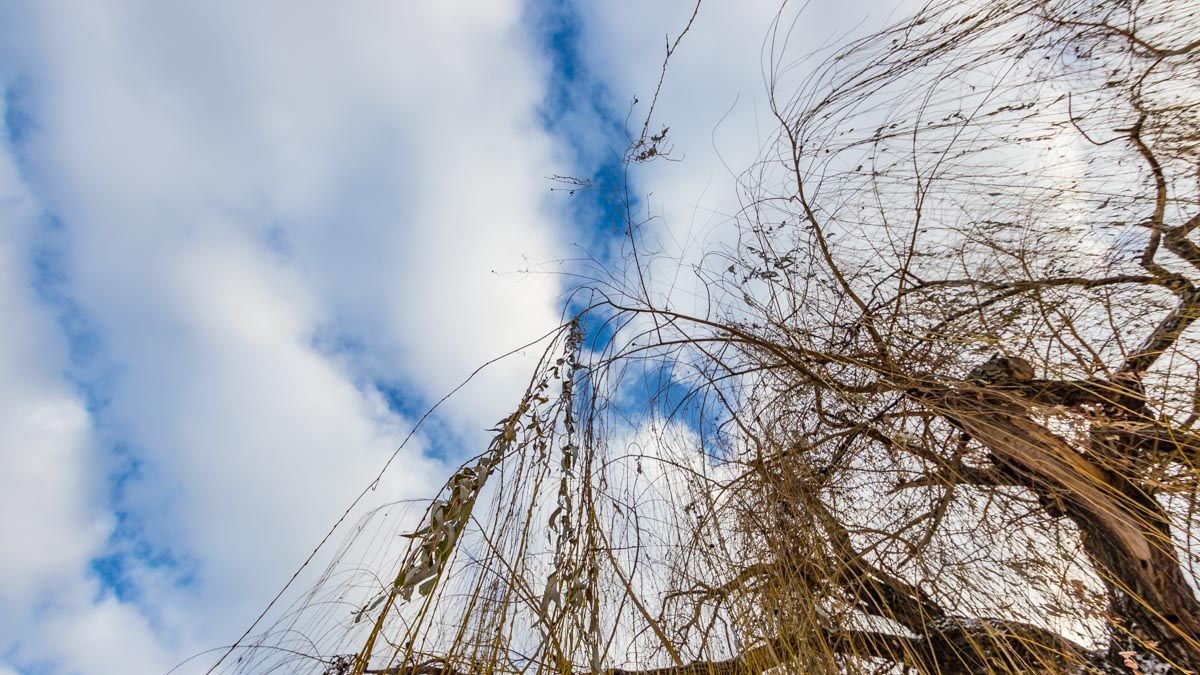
[0, 1, 916, 673]
[0, 1, 568, 672]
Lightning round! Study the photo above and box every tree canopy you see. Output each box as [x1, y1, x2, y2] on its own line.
[213, 0, 1200, 673]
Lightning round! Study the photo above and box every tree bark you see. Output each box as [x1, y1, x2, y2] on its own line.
[914, 386, 1200, 669]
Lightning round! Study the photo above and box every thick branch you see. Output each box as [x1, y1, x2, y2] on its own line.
[1098, 420, 1200, 465]
[361, 620, 1113, 675]
[894, 465, 1016, 490]
[808, 496, 946, 632]
[1008, 377, 1146, 415]
[1121, 285, 1200, 375]
[913, 386, 1200, 666]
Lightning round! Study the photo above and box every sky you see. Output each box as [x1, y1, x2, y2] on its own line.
[0, 1, 909, 673]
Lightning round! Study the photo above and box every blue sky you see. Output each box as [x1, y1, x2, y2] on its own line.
[0, 1, 907, 673]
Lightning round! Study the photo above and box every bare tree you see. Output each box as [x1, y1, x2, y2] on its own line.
[212, 1, 1200, 673]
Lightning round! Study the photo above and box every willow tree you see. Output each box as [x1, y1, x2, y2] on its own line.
[213, 1, 1200, 673]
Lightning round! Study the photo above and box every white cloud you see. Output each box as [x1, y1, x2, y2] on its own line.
[1, 83, 179, 675]
[0, 1, 569, 673]
[0, 1, 937, 672]
[16, 589, 177, 675]
[0, 89, 110, 633]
